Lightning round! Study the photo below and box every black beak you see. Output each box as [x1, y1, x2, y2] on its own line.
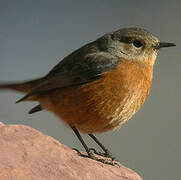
[155, 42, 176, 49]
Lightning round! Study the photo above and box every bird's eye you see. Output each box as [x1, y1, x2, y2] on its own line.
[133, 40, 143, 48]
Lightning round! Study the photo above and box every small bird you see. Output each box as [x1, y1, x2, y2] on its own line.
[0, 27, 175, 165]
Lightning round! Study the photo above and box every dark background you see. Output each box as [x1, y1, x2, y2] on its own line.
[0, 1, 180, 179]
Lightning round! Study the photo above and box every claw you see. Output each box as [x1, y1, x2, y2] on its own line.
[89, 148, 116, 160]
[72, 148, 119, 167]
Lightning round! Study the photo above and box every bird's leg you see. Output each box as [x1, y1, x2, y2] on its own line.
[88, 134, 115, 160]
[71, 126, 118, 166]
[71, 126, 91, 156]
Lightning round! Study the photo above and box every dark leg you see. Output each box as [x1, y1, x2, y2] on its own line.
[71, 126, 90, 155]
[88, 134, 115, 160]
[71, 126, 118, 166]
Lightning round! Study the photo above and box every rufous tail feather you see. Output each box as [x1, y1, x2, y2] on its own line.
[0, 78, 43, 94]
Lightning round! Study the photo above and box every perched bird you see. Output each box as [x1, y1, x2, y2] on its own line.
[0, 27, 175, 165]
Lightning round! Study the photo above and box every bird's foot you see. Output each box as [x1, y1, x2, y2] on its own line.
[89, 148, 116, 161]
[72, 148, 119, 167]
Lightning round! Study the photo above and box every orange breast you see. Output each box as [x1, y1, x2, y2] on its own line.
[39, 60, 153, 134]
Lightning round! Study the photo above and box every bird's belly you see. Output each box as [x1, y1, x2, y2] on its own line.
[39, 82, 149, 133]
[39, 61, 152, 134]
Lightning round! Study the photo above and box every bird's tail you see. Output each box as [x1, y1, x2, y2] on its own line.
[0, 78, 43, 94]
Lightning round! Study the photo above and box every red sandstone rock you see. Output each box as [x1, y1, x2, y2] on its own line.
[0, 122, 143, 180]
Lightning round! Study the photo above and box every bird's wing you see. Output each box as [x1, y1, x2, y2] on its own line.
[28, 104, 42, 114]
[16, 41, 119, 103]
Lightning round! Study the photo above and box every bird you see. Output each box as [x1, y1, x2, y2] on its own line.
[0, 27, 176, 165]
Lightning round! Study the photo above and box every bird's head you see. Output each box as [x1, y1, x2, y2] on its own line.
[97, 27, 176, 66]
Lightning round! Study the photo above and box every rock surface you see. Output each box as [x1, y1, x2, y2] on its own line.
[0, 122, 143, 180]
